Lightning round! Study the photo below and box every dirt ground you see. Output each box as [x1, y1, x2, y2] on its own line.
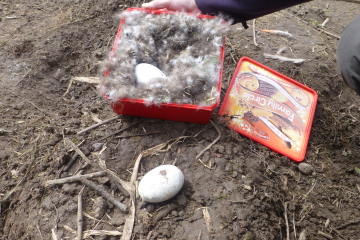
[1, 0, 360, 239]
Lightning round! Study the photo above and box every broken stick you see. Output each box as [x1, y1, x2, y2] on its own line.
[196, 120, 221, 160]
[77, 115, 120, 135]
[81, 178, 128, 213]
[77, 186, 85, 240]
[45, 171, 106, 186]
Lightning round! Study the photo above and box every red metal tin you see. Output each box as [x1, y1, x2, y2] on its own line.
[105, 8, 225, 124]
[219, 57, 318, 162]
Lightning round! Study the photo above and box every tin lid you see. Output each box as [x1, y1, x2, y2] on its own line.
[219, 57, 318, 162]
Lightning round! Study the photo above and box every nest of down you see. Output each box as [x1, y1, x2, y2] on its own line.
[99, 10, 230, 106]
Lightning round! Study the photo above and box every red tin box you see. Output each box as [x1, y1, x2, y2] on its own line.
[104, 8, 225, 124]
[219, 57, 318, 162]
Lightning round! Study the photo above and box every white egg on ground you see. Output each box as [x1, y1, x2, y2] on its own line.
[138, 165, 184, 203]
[135, 63, 167, 85]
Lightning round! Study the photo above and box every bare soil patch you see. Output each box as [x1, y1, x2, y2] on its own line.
[1, 0, 360, 239]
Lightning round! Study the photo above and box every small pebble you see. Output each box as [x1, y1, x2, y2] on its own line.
[92, 142, 103, 152]
[232, 171, 238, 178]
[298, 163, 313, 175]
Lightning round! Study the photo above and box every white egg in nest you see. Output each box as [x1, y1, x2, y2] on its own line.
[138, 165, 184, 203]
[135, 63, 167, 85]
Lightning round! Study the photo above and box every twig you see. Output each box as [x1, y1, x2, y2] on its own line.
[293, 214, 297, 239]
[20, 95, 49, 116]
[64, 225, 123, 238]
[321, 18, 330, 27]
[72, 76, 100, 84]
[97, 120, 144, 141]
[77, 186, 85, 240]
[225, 39, 237, 64]
[93, 155, 131, 192]
[264, 53, 306, 64]
[45, 171, 106, 186]
[252, 19, 259, 47]
[330, 228, 347, 240]
[63, 77, 100, 98]
[63, 153, 79, 172]
[63, 78, 74, 97]
[115, 132, 164, 139]
[83, 212, 112, 225]
[1, 136, 40, 203]
[9, 90, 49, 116]
[65, 137, 131, 202]
[196, 120, 221, 160]
[348, 104, 358, 121]
[284, 202, 290, 240]
[285, 11, 340, 39]
[276, 46, 287, 55]
[81, 178, 128, 213]
[146, 231, 153, 240]
[51, 228, 58, 240]
[64, 138, 99, 167]
[197, 229, 203, 240]
[110, 179, 130, 197]
[334, 217, 360, 229]
[152, 203, 178, 224]
[36, 224, 44, 240]
[15, 69, 31, 86]
[318, 231, 333, 239]
[77, 115, 121, 135]
[301, 180, 317, 200]
[198, 159, 215, 170]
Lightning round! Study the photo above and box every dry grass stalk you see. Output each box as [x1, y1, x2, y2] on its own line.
[83, 212, 112, 225]
[63, 77, 100, 98]
[284, 11, 340, 39]
[317, 231, 333, 239]
[253, 19, 259, 47]
[97, 120, 144, 141]
[77, 115, 120, 135]
[77, 186, 85, 240]
[83, 230, 122, 238]
[195, 120, 221, 160]
[198, 159, 215, 170]
[63, 225, 122, 238]
[300, 180, 317, 200]
[73, 77, 100, 84]
[264, 53, 306, 64]
[284, 202, 290, 240]
[64, 138, 99, 167]
[202, 208, 213, 233]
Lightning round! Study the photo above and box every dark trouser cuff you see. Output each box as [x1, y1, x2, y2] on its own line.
[336, 14, 360, 95]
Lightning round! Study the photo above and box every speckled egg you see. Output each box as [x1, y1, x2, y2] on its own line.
[135, 63, 167, 85]
[138, 165, 184, 203]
